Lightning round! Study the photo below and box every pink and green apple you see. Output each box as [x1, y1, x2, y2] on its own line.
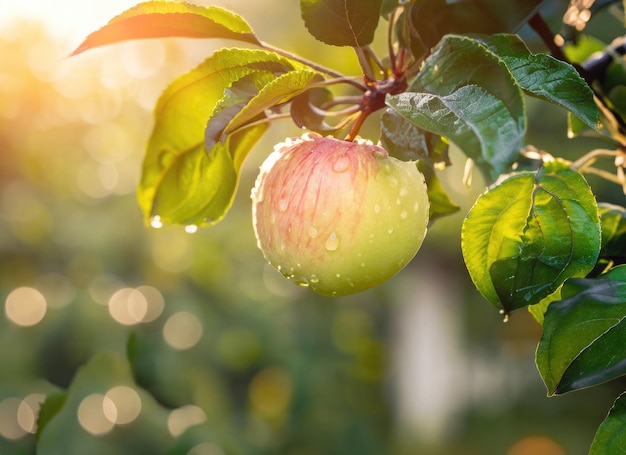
[251, 133, 429, 296]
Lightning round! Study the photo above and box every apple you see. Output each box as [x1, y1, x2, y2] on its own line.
[251, 133, 429, 296]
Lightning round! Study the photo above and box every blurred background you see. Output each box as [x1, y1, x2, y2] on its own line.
[1, 1, 626, 454]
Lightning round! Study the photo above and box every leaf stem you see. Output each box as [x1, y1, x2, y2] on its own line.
[354, 46, 378, 83]
[258, 40, 366, 90]
[580, 166, 625, 186]
[571, 148, 620, 170]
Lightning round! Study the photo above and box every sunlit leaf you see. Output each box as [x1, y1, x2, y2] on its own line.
[527, 287, 562, 325]
[71, 1, 259, 56]
[461, 160, 601, 313]
[472, 34, 598, 130]
[590, 392, 626, 454]
[537, 266, 626, 395]
[224, 71, 322, 141]
[300, 0, 382, 46]
[138, 48, 309, 226]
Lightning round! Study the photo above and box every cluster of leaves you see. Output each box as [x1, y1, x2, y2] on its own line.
[71, 0, 626, 452]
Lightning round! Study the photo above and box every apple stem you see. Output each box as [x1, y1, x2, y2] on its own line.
[344, 110, 370, 141]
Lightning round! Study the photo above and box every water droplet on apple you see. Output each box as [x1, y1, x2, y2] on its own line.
[387, 227, 394, 234]
[308, 226, 318, 238]
[400, 211, 408, 219]
[309, 274, 320, 284]
[374, 204, 381, 214]
[185, 225, 198, 234]
[360, 262, 366, 267]
[400, 187, 409, 197]
[332, 154, 351, 172]
[294, 277, 309, 287]
[278, 196, 288, 212]
[396, 198, 402, 205]
[325, 232, 339, 251]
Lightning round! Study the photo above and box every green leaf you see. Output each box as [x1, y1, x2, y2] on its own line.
[224, 70, 323, 142]
[527, 287, 563, 325]
[139, 48, 310, 226]
[71, 1, 259, 56]
[387, 86, 524, 182]
[300, 0, 382, 46]
[379, 109, 450, 165]
[417, 161, 460, 222]
[389, 34, 526, 181]
[537, 266, 626, 395]
[398, 0, 544, 60]
[598, 203, 626, 267]
[462, 161, 601, 313]
[291, 87, 343, 133]
[590, 392, 626, 455]
[36, 392, 67, 443]
[472, 34, 599, 130]
[37, 352, 173, 455]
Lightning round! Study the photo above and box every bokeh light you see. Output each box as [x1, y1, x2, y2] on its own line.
[162, 311, 203, 350]
[103, 386, 142, 425]
[108, 286, 164, 325]
[17, 393, 45, 434]
[248, 367, 293, 419]
[0, 397, 27, 440]
[167, 405, 207, 437]
[77, 393, 116, 436]
[5, 286, 47, 327]
[507, 435, 566, 455]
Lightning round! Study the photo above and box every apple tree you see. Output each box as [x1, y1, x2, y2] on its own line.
[61, 0, 626, 452]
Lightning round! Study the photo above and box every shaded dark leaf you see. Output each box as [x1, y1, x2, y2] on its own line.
[300, 0, 382, 46]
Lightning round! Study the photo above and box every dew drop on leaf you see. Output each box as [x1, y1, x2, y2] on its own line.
[150, 216, 163, 229]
